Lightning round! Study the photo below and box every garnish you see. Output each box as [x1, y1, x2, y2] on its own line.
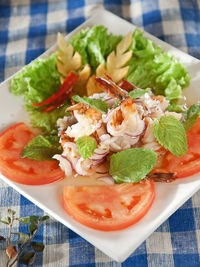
[72, 95, 108, 113]
[129, 88, 151, 99]
[181, 104, 200, 131]
[21, 135, 62, 161]
[76, 136, 97, 159]
[32, 72, 79, 111]
[96, 32, 133, 83]
[109, 148, 157, 183]
[0, 209, 49, 267]
[153, 116, 187, 157]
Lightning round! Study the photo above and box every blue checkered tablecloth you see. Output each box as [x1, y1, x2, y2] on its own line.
[0, 0, 200, 266]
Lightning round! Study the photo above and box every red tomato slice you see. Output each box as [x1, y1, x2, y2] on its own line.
[0, 123, 64, 185]
[63, 179, 155, 231]
[163, 118, 200, 178]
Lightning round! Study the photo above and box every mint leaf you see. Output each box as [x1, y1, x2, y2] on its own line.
[72, 95, 108, 113]
[153, 116, 187, 157]
[109, 148, 157, 183]
[21, 135, 62, 161]
[128, 88, 151, 99]
[76, 136, 97, 159]
[181, 104, 200, 131]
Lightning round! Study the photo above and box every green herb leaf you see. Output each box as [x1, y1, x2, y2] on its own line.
[72, 95, 108, 113]
[21, 135, 62, 161]
[181, 104, 200, 131]
[0, 216, 11, 225]
[20, 251, 36, 266]
[128, 88, 151, 99]
[76, 136, 97, 159]
[29, 223, 37, 235]
[31, 242, 45, 252]
[29, 101, 70, 135]
[153, 116, 187, 157]
[17, 233, 30, 247]
[17, 217, 30, 224]
[167, 102, 186, 113]
[30, 216, 40, 224]
[109, 148, 157, 183]
[41, 215, 50, 222]
[7, 209, 16, 216]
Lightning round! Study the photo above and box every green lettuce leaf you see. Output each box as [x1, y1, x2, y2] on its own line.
[11, 54, 61, 108]
[10, 54, 69, 135]
[30, 102, 70, 135]
[126, 29, 190, 101]
[69, 25, 122, 71]
[181, 104, 200, 131]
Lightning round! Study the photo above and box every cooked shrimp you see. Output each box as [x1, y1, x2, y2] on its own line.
[104, 96, 145, 139]
[67, 102, 102, 122]
[142, 117, 161, 151]
[95, 76, 127, 100]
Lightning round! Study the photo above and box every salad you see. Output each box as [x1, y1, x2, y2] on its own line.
[0, 25, 199, 231]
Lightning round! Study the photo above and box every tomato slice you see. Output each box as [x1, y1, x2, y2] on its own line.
[163, 118, 200, 178]
[63, 179, 155, 231]
[0, 123, 64, 185]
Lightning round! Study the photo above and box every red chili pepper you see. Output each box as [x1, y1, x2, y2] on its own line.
[118, 79, 137, 92]
[32, 72, 79, 107]
[41, 95, 66, 112]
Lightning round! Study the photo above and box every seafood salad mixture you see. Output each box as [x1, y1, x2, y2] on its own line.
[54, 76, 180, 183]
[0, 25, 200, 231]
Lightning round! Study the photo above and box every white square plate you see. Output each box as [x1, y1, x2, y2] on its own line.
[0, 10, 200, 262]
